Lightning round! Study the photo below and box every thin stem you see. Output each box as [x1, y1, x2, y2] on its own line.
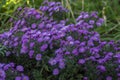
[82, 0, 84, 11]
[66, 0, 76, 23]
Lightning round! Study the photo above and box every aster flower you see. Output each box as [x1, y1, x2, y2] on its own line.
[3, 64, 11, 70]
[31, 23, 37, 29]
[83, 77, 88, 80]
[16, 65, 24, 72]
[78, 59, 86, 65]
[40, 44, 48, 52]
[72, 49, 79, 55]
[79, 47, 85, 53]
[59, 61, 65, 69]
[106, 76, 112, 80]
[48, 58, 57, 66]
[89, 20, 95, 25]
[97, 65, 106, 72]
[53, 68, 59, 75]
[35, 54, 42, 61]
[28, 50, 34, 58]
[15, 76, 22, 80]
[35, 14, 41, 19]
[9, 62, 15, 67]
[0, 69, 6, 78]
[0, 64, 5, 68]
[29, 42, 35, 48]
[22, 75, 29, 80]
[65, 51, 70, 55]
[6, 51, 11, 56]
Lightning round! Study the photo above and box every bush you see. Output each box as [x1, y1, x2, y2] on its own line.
[0, 1, 120, 80]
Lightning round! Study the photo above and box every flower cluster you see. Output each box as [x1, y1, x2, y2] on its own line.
[0, 62, 29, 80]
[0, 1, 120, 80]
[39, 1, 68, 16]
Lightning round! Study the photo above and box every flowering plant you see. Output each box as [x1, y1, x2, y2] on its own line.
[0, 1, 120, 80]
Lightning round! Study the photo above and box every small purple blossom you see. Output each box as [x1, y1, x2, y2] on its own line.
[31, 23, 37, 29]
[0, 69, 6, 78]
[28, 50, 34, 58]
[53, 68, 59, 75]
[35, 54, 42, 61]
[16, 65, 24, 72]
[49, 58, 57, 66]
[40, 44, 48, 51]
[106, 76, 112, 80]
[22, 75, 29, 80]
[97, 65, 106, 72]
[15, 76, 22, 80]
[59, 61, 65, 69]
[78, 59, 86, 64]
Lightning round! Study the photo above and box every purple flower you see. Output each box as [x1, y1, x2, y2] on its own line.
[20, 46, 28, 54]
[46, 24, 52, 28]
[83, 77, 88, 80]
[15, 76, 22, 80]
[66, 36, 73, 41]
[40, 44, 48, 51]
[0, 64, 5, 68]
[30, 42, 35, 48]
[35, 14, 41, 19]
[90, 11, 98, 18]
[37, 38, 43, 42]
[65, 51, 70, 55]
[13, 42, 18, 47]
[114, 54, 120, 58]
[53, 68, 59, 75]
[48, 58, 57, 66]
[38, 22, 44, 29]
[59, 61, 65, 69]
[87, 40, 94, 46]
[22, 75, 29, 80]
[87, 25, 93, 29]
[83, 13, 89, 19]
[78, 59, 86, 64]
[96, 22, 102, 27]
[79, 47, 85, 53]
[98, 18, 104, 23]
[35, 54, 42, 61]
[9, 62, 15, 67]
[0, 69, 5, 78]
[106, 76, 112, 80]
[97, 59, 105, 64]
[97, 65, 106, 72]
[3, 64, 11, 70]
[0, 78, 5, 80]
[89, 56, 96, 61]
[90, 48, 99, 54]
[28, 50, 34, 58]
[31, 23, 37, 29]
[17, 7, 22, 11]
[6, 51, 11, 56]
[3, 41, 8, 46]
[89, 20, 95, 25]
[117, 73, 120, 77]
[72, 49, 78, 55]
[16, 65, 24, 72]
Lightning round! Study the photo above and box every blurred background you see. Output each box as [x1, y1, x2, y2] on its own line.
[0, 0, 120, 41]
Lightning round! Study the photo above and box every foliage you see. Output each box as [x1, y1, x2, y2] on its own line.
[0, 44, 7, 56]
